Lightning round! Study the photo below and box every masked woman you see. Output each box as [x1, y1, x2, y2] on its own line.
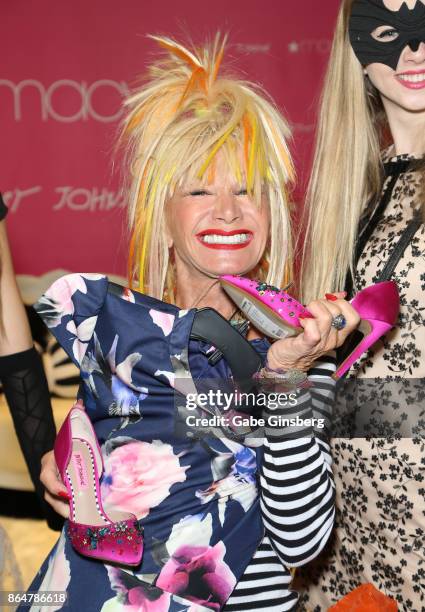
[299, 1, 425, 609]
[23, 36, 359, 612]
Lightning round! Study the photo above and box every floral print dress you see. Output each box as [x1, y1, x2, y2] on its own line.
[23, 273, 337, 612]
[297, 153, 425, 611]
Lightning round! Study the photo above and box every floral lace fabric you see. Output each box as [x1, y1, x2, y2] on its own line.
[297, 153, 425, 611]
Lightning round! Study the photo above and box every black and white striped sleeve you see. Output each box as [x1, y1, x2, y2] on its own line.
[259, 353, 336, 568]
[224, 535, 297, 611]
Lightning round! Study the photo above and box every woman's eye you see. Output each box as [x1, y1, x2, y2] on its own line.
[235, 188, 248, 196]
[372, 26, 399, 42]
[378, 29, 398, 40]
[187, 189, 211, 196]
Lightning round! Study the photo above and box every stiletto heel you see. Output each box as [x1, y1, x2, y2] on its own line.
[333, 281, 399, 379]
[54, 401, 144, 565]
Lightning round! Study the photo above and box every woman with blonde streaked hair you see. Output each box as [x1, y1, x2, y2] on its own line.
[299, 0, 425, 609]
[20, 34, 361, 611]
[123, 34, 294, 300]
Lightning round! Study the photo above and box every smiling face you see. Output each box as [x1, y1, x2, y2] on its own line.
[367, 43, 425, 115]
[350, 0, 425, 113]
[165, 152, 270, 283]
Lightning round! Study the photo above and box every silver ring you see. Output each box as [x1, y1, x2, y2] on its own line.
[331, 314, 346, 331]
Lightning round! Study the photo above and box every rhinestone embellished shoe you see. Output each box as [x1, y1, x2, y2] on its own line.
[54, 401, 144, 565]
[220, 275, 311, 339]
[220, 275, 399, 380]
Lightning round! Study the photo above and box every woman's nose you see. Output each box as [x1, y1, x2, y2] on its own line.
[213, 193, 242, 224]
[404, 40, 425, 63]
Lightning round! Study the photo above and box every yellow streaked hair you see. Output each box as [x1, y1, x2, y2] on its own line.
[120, 33, 295, 301]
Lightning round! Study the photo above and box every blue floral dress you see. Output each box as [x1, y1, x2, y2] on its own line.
[25, 273, 268, 612]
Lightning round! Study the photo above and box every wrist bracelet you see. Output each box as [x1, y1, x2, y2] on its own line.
[253, 359, 311, 388]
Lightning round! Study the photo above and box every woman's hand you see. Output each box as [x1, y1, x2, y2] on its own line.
[267, 292, 360, 372]
[40, 450, 70, 518]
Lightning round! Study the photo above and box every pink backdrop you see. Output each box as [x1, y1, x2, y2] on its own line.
[2, 0, 340, 277]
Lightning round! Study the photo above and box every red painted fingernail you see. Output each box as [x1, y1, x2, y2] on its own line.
[58, 491, 70, 500]
[299, 313, 315, 319]
[325, 293, 338, 301]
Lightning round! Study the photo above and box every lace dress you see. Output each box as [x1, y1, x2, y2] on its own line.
[297, 153, 425, 611]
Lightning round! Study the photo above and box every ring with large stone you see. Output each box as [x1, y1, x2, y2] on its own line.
[331, 314, 347, 331]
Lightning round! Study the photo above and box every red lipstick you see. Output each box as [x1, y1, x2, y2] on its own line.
[396, 70, 425, 90]
[196, 229, 254, 250]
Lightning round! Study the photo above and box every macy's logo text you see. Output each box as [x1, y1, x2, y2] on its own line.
[0, 79, 130, 122]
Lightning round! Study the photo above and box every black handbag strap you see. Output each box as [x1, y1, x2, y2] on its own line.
[354, 172, 400, 267]
[346, 158, 421, 295]
[377, 208, 422, 282]
[190, 308, 262, 393]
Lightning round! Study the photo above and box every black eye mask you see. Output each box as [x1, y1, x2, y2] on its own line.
[349, 0, 425, 70]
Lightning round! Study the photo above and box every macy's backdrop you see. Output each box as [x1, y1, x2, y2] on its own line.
[2, 0, 340, 278]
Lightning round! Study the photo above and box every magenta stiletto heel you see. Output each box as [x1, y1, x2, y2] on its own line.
[333, 280, 399, 379]
[54, 401, 144, 566]
[220, 275, 400, 380]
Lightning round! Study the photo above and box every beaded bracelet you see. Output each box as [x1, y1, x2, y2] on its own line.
[253, 359, 311, 389]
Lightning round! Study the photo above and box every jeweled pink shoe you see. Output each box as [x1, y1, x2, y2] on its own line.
[54, 401, 144, 565]
[333, 281, 399, 379]
[220, 275, 311, 339]
[220, 275, 400, 380]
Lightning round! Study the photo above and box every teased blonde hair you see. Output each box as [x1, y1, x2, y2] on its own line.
[301, 0, 384, 303]
[120, 34, 295, 301]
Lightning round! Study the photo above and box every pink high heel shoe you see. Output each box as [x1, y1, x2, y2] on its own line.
[220, 276, 311, 339]
[54, 401, 144, 565]
[220, 276, 399, 379]
[333, 281, 399, 379]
